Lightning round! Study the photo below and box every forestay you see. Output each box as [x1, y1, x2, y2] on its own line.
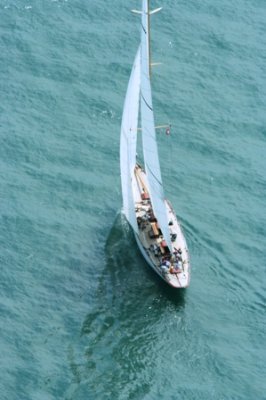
[140, 0, 172, 249]
[120, 47, 141, 233]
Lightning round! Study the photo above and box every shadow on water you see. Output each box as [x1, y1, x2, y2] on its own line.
[101, 213, 186, 307]
[66, 214, 187, 400]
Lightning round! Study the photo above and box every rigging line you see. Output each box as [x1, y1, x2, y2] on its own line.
[169, 129, 173, 183]
[147, 0, 151, 78]
[170, 133, 172, 182]
[141, 92, 153, 112]
[146, 163, 162, 188]
[141, 22, 147, 34]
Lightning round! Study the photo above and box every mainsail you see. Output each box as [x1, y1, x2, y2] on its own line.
[120, 47, 141, 233]
[140, 0, 172, 249]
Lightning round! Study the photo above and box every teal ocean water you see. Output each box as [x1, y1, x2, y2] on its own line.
[1, 0, 265, 399]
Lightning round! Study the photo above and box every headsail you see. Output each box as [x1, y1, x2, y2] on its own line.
[140, 0, 172, 249]
[120, 47, 141, 233]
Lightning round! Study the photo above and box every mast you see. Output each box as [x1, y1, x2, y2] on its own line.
[140, 0, 172, 250]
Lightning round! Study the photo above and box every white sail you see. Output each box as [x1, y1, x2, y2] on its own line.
[140, 0, 172, 249]
[120, 47, 141, 233]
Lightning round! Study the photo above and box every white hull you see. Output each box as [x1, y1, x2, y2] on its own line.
[131, 165, 190, 289]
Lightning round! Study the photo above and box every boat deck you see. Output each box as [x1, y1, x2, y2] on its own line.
[132, 165, 190, 288]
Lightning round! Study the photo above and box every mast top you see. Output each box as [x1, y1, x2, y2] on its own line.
[132, 2, 162, 78]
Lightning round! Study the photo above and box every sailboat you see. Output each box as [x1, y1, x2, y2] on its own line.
[120, 0, 190, 288]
